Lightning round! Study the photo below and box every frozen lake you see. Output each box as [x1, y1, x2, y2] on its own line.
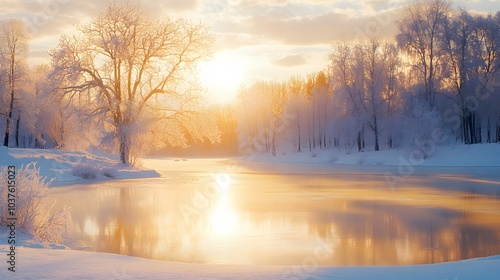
[50, 158, 500, 266]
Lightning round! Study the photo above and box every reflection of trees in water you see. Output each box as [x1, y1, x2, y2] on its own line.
[97, 187, 212, 261]
[457, 189, 500, 261]
[305, 196, 500, 265]
[52, 177, 500, 266]
[53, 185, 213, 262]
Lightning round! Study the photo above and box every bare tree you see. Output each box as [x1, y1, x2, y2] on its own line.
[213, 103, 238, 154]
[397, 0, 452, 108]
[269, 81, 287, 156]
[331, 39, 390, 152]
[382, 42, 404, 148]
[50, 3, 217, 164]
[331, 42, 366, 151]
[473, 13, 500, 143]
[363, 39, 388, 151]
[1, 19, 29, 147]
[442, 9, 479, 144]
[287, 75, 304, 152]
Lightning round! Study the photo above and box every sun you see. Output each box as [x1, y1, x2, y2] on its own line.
[199, 52, 247, 104]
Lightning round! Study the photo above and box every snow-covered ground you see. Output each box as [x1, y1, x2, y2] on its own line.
[2, 144, 498, 186]
[1, 145, 500, 279]
[0, 244, 498, 279]
[0, 146, 159, 185]
[247, 143, 500, 167]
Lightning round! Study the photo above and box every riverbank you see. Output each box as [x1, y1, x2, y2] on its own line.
[2, 144, 499, 186]
[0, 147, 159, 185]
[246, 143, 500, 167]
[1, 147, 500, 279]
[0, 244, 498, 279]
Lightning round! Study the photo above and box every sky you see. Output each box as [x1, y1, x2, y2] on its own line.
[1, 0, 500, 104]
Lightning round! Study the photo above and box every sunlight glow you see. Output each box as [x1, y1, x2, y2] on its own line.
[209, 175, 238, 236]
[199, 52, 247, 104]
[210, 207, 238, 236]
[83, 218, 99, 237]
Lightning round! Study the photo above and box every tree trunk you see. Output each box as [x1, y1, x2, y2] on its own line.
[59, 108, 65, 148]
[3, 88, 15, 147]
[476, 115, 481, 144]
[497, 121, 500, 143]
[119, 139, 129, 165]
[461, 112, 468, 144]
[298, 123, 301, 152]
[297, 107, 301, 152]
[374, 115, 379, 151]
[357, 129, 363, 152]
[3, 118, 10, 147]
[312, 107, 316, 149]
[119, 131, 130, 165]
[468, 113, 474, 144]
[272, 129, 276, 156]
[487, 117, 491, 143]
[15, 114, 20, 147]
[361, 126, 365, 150]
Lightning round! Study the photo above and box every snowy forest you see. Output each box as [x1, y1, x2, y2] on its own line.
[236, 0, 500, 156]
[1, 0, 500, 164]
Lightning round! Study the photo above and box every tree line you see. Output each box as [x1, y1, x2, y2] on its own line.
[236, 0, 500, 156]
[1, 0, 499, 162]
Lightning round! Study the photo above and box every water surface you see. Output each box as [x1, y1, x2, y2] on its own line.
[50, 158, 500, 265]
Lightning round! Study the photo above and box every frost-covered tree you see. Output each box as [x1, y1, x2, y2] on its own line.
[236, 80, 291, 155]
[472, 13, 500, 143]
[402, 98, 444, 157]
[286, 75, 306, 152]
[0, 19, 29, 147]
[382, 43, 405, 148]
[330, 40, 391, 152]
[397, 0, 452, 108]
[50, 3, 218, 164]
[441, 9, 480, 144]
[439, 10, 500, 144]
[330, 42, 366, 151]
[214, 103, 238, 154]
[28, 64, 68, 148]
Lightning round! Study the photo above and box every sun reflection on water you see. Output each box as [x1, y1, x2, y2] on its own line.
[210, 175, 238, 236]
[49, 162, 500, 266]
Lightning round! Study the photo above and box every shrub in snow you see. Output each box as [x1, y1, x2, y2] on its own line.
[357, 155, 367, 165]
[0, 163, 72, 244]
[71, 162, 99, 179]
[101, 167, 116, 178]
[402, 100, 445, 158]
[329, 153, 339, 163]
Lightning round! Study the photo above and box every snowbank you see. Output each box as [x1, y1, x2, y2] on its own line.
[0, 244, 498, 280]
[247, 143, 500, 167]
[0, 147, 160, 185]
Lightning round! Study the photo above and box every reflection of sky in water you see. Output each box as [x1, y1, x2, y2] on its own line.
[50, 160, 500, 266]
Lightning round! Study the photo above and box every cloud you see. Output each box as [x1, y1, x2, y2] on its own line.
[1, 0, 202, 63]
[272, 54, 307, 67]
[2, 0, 201, 40]
[3, 0, 496, 74]
[237, 0, 345, 9]
[147, 0, 199, 11]
[241, 9, 402, 46]
[214, 33, 262, 50]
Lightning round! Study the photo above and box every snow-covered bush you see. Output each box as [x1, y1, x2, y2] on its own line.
[0, 163, 72, 244]
[401, 99, 445, 158]
[101, 167, 116, 178]
[71, 162, 99, 179]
